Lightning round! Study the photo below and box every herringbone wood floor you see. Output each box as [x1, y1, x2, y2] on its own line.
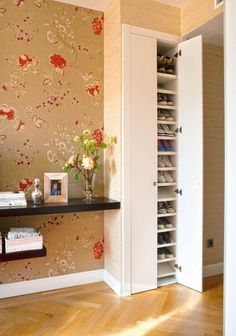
[0, 275, 223, 336]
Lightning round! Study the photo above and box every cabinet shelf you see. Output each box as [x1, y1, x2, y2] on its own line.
[0, 197, 120, 218]
[158, 152, 176, 156]
[158, 136, 177, 140]
[157, 120, 176, 125]
[157, 242, 176, 248]
[157, 105, 176, 110]
[157, 88, 176, 95]
[158, 257, 176, 264]
[0, 246, 46, 262]
[157, 227, 176, 233]
[158, 263, 176, 278]
[158, 183, 176, 187]
[157, 72, 177, 85]
[158, 189, 176, 201]
[158, 167, 176, 171]
[157, 275, 177, 287]
[157, 212, 176, 218]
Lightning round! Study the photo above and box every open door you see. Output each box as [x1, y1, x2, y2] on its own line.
[177, 35, 203, 292]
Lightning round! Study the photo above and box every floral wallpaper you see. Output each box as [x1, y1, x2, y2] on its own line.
[0, 0, 104, 284]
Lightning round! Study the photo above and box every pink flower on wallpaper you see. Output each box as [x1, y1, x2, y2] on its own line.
[0, 104, 15, 120]
[18, 177, 33, 191]
[50, 54, 66, 75]
[91, 17, 103, 36]
[92, 241, 104, 259]
[87, 83, 100, 97]
[92, 128, 103, 145]
[14, 0, 25, 7]
[17, 55, 39, 73]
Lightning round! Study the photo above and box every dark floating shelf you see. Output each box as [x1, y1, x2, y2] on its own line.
[0, 246, 46, 262]
[0, 197, 121, 217]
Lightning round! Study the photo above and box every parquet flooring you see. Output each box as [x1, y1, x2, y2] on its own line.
[0, 275, 223, 336]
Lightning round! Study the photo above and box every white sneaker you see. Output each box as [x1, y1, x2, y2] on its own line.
[158, 172, 166, 183]
[158, 156, 165, 168]
[163, 156, 173, 167]
[164, 171, 174, 183]
[162, 125, 175, 137]
[165, 202, 175, 213]
[158, 125, 165, 136]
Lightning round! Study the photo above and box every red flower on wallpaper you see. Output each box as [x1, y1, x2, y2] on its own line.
[50, 54, 66, 74]
[92, 241, 104, 259]
[87, 83, 100, 97]
[18, 54, 32, 67]
[92, 128, 103, 145]
[91, 17, 103, 36]
[18, 178, 33, 191]
[0, 105, 15, 120]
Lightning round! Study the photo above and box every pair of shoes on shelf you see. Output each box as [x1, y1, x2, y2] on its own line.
[158, 125, 175, 137]
[158, 233, 172, 245]
[158, 140, 174, 152]
[158, 218, 173, 229]
[158, 202, 175, 214]
[158, 247, 174, 259]
[158, 93, 174, 106]
[158, 109, 175, 122]
[157, 54, 176, 74]
[158, 156, 173, 168]
[158, 171, 175, 183]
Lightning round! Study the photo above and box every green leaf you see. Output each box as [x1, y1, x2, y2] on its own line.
[75, 171, 82, 181]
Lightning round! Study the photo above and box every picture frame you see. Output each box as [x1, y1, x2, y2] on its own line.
[44, 173, 68, 203]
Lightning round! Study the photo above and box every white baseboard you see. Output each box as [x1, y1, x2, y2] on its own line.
[0, 269, 104, 299]
[104, 270, 122, 296]
[203, 262, 224, 278]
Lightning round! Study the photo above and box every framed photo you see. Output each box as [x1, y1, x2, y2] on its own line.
[44, 173, 68, 203]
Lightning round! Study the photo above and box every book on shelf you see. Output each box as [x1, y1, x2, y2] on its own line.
[0, 191, 27, 207]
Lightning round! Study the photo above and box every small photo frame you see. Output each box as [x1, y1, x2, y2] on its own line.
[44, 173, 68, 203]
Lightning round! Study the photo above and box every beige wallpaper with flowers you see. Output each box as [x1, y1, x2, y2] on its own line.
[0, 0, 105, 284]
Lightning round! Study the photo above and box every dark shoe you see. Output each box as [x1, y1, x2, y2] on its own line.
[163, 233, 171, 244]
[158, 234, 165, 245]
[164, 247, 174, 258]
[158, 248, 166, 259]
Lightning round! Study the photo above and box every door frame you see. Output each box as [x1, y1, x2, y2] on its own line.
[121, 24, 181, 295]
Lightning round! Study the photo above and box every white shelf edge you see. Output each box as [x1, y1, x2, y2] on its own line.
[157, 257, 176, 264]
[158, 197, 176, 202]
[157, 213, 177, 218]
[157, 88, 176, 95]
[158, 167, 176, 171]
[157, 105, 176, 110]
[157, 72, 177, 79]
[158, 152, 176, 156]
[157, 242, 176, 248]
[158, 263, 176, 278]
[157, 275, 177, 287]
[157, 227, 176, 233]
[158, 183, 176, 187]
[158, 136, 177, 140]
[157, 120, 176, 125]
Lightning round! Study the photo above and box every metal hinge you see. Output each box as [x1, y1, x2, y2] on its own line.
[175, 126, 182, 134]
[175, 189, 183, 196]
[174, 50, 182, 58]
[175, 264, 182, 272]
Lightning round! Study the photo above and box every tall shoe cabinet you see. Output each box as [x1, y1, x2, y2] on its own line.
[122, 25, 203, 294]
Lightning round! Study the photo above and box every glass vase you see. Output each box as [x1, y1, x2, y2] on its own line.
[83, 169, 94, 201]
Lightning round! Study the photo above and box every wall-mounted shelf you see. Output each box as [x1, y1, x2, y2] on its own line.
[157, 105, 176, 110]
[0, 197, 121, 218]
[0, 246, 46, 262]
[157, 88, 176, 95]
[157, 72, 177, 85]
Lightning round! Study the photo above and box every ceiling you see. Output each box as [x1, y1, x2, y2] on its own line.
[54, 0, 192, 11]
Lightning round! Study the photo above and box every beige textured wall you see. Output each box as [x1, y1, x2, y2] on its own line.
[0, 0, 105, 284]
[181, 0, 224, 36]
[104, 0, 122, 281]
[121, 0, 181, 35]
[203, 43, 224, 266]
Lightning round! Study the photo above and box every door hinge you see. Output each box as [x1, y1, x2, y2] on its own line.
[175, 126, 182, 134]
[175, 189, 183, 196]
[174, 50, 182, 58]
[175, 264, 182, 272]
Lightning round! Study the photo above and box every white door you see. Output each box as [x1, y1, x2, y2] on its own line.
[130, 33, 157, 293]
[177, 35, 203, 292]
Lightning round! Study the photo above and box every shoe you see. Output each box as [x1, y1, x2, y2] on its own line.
[163, 156, 173, 167]
[164, 247, 174, 258]
[158, 125, 166, 136]
[158, 93, 167, 105]
[162, 218, 173, 228]
[158, 202, 166, 214]
[157, 54, 166, 73]
[158, 140, 165, 152]
[165, 57, 176, 74]
[158, 110, 166, 121]
[163, 110, 175, 121]
[165, 202, 175, 213]
[163, 171, 174, 183]
[158, 172, 166, 183]
[158, 156, 165, 168]
[163, 233, 171, 244]
[162, 140, 174, 152]
[162, 125, 175, 137]
[158, 248, 166, 259]
[158, 218, 165, 229]
[158, 234, 165, 245]
[166, 95, 174, 106]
